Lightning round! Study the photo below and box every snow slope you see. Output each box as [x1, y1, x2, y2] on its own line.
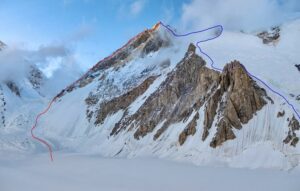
[202, 19, 300, 104]
[1, 153, 299, 191]
[1, 19, 300, 170]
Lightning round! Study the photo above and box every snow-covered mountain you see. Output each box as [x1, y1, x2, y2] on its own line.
[2, 20, 300, 170]
[0, 43, 81, 154]
[0, 64, 46, 152]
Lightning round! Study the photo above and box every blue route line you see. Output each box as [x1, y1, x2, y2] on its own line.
[159, 21, 300, 121]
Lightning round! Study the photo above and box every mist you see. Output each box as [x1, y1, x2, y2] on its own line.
[0, 43, 82, 83]
[181, 0, 300, 32]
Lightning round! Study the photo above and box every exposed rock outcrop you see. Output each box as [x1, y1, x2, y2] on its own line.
[295, 64, 300, 72]
[203, 61, 267, 147]
[277, 110, 285, 118]
[221, 62, 267, 125]
[95, 76, 157, 125]
[257, 27, 280, 44]
[109, 44, 220, 140]
[284, 116, 300, 147]
[141, 35, 169, 56]
[28, 65, 44, 90]
[58, 26, 170, 97]
[0, 85, 6, 127]
[210, 118, 236, 148]
[202, 88, 221, 141]
[0, 41, 6, 51]
[5, 81, 21, 97]
[179, 112, 199, 145]
[96, 43, 269, 148]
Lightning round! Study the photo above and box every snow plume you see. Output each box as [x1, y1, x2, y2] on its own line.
[181, 0, 300, 32]
[0, 43, 81, 82]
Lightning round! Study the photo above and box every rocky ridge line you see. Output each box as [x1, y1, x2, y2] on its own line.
[94, 44, 272, 148]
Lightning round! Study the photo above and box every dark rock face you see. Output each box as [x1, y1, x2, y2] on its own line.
[58, 27, 170, 97]
[203, 61, 267, 147]
[85, 94, 99, 106]
[95, 76, 157, 126]
[179, 112, 199, 145]
[109, 44, 220, 141]
[221, 62, 267, 123]
[0, 85, 6, 127]
[0, 41, 6, 51]
[210, 118, 236, 148]
[202, 89, 221, 141]
[95, 43, 269, 148]
[284, 116, 300, 147]
[257, 27, 280, 44]
[141, 35, 169, 56]
[28, 65, 44, 90]
[295, 64, 300, 72]
[5, 81, 20, 97]
[277, 110, 285, 118]
[92, 31, 153, 73]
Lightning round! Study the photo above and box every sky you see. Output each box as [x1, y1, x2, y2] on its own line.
[0, 0, 188, 71]
[0, 0, 299, 75]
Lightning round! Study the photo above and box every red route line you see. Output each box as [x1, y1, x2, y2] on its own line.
[31, 97, 56, 161]
[64, 25, 159, 91]
[30, 23, 160, 161]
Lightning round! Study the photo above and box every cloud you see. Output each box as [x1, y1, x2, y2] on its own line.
[0, 22, 94, 84]
[181, 0, 300, 32]
[130, 0, 145, 16]
[40, 53, 83, 97]
[0, 43, 80, 82]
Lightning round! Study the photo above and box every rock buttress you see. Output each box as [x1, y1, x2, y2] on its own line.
[208, 61, 267, 147]
[97, 44, 269, 148]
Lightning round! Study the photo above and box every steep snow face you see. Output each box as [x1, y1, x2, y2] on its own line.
[200, 19, 300, 107]
[0, 41, 37, 152]
[30, 21, 300, 170]
[0, 74, 46, 153]
[37, 24, 187, 146]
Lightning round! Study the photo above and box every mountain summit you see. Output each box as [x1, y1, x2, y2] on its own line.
[1, 20, 300, 170]
[30, 21, 300, 169]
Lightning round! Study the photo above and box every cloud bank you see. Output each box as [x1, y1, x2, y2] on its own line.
[0, 43, 81, 82]
[181, 0, 300, 32]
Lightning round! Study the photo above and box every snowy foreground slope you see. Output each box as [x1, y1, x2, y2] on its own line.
[1, 19, 300, 174]
[0, 153, 300, 191]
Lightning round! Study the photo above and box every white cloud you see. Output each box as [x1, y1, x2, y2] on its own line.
[130, 0, 145, 16]
[0, 43, 81, 82]
[181, 0, 300, 32]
